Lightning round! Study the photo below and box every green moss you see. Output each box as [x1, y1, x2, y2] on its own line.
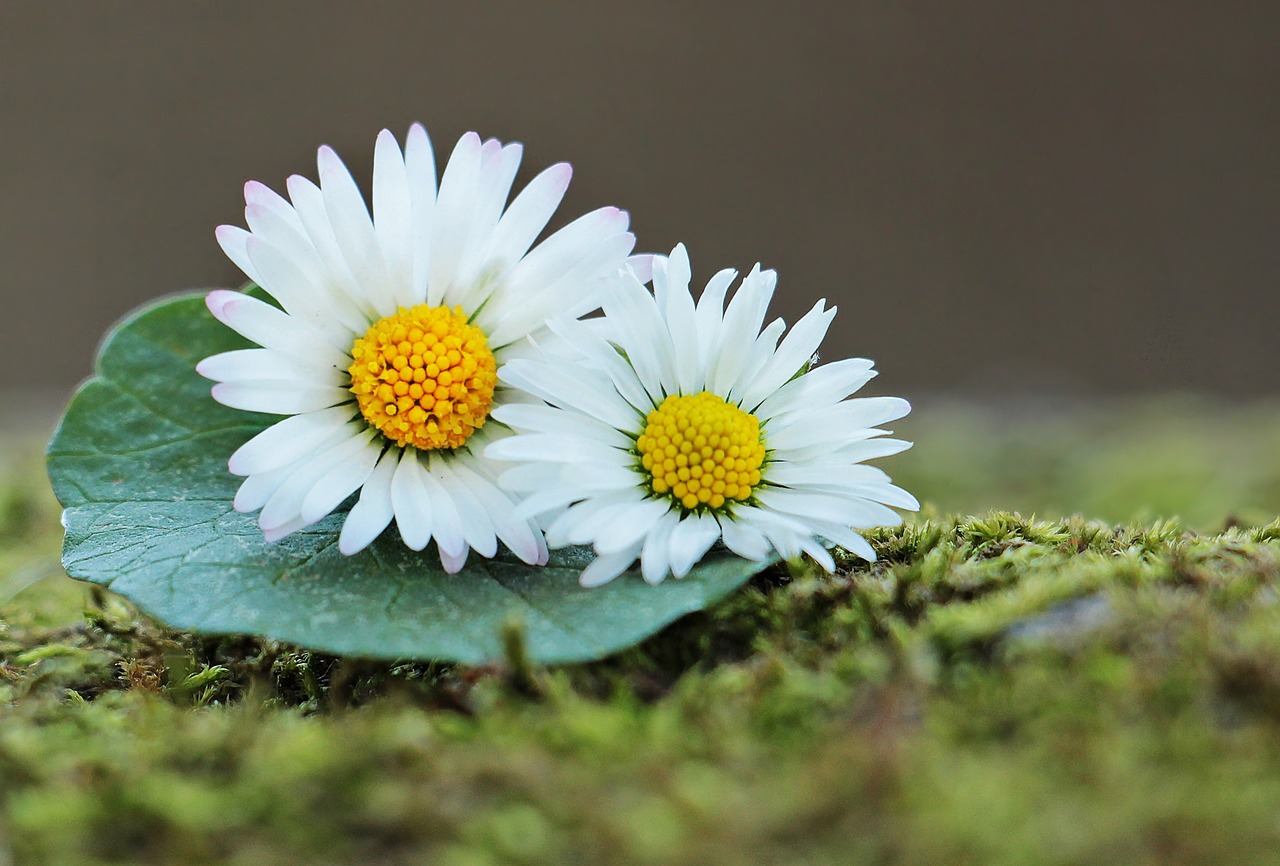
[6, 402, 1280, 864]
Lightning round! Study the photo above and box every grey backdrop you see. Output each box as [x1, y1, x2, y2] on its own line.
[3, 2, 1278, 399]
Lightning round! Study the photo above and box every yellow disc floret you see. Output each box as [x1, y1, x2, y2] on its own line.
[636, 392, 766, 512]
[349, 304, 497, 451]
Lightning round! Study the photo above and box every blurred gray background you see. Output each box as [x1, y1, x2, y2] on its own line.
[3, 2, 1278, 405]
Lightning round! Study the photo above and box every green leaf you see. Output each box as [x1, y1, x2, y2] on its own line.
[46, 293, 775, 664]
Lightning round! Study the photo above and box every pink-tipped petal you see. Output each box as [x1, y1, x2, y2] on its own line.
[205, 289, 239, 322]
[626, 254, 656, 284]
[439, 545, 470, 574]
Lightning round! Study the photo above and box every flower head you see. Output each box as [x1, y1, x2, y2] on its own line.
[488, 244, 916, 586]
[197, 125, 634, 571]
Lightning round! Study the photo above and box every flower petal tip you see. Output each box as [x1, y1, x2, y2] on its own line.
[204, 290, 238, 322]
[549, 162, 573, 185]
[316, 145, 345, 176]
[243, 180, 270, 203]
[261, 525, 292, 544]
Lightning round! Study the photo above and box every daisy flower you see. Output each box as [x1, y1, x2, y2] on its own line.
[196, 125, 635, 571]
[487, 244, 917, 587]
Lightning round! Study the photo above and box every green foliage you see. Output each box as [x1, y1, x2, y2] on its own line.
[46, 292, 772, 664]
[7, 499, 1280, 862]
[13, 400, 1280, 864]
[891, 397, 1280, 528]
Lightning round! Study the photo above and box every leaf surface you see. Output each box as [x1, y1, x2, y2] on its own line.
[47, 293, 773, 663]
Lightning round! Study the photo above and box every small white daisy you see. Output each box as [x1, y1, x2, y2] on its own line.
[486, 244, 917, 587]
[197, 124, 635, 572]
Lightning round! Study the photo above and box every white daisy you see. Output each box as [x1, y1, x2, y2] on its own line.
[196, 124, 635, 572]
[486, 244, 917, 587]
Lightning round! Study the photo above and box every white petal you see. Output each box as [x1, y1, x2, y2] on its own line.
[734, 299, 835, 411]
[286, 174, 375, 319]
[782, 479, 920, 512]
[454, 140, 523, 288]
[228, 405, 355, 476]
[640, 511, 680, 584]
[784, 436, 913, 467]
[509, 485, 590, 521]
[839, 438, 914, 461]
[318, 144, 395, 316]
[427, 132, 483, 306]
[373, 129, 415, 307]
[498, 362, 642, 434]
[403, 123, 438, 306]
[718, 514, 773, 561]
[798, 536, 836, 572]
[579, 547, 641, 588]
[439, 545, 470, 574]
[196, 348, 345, 387]
[498, 206, 629, 303]
[738, 509, 806, 561]
[420, 461, 466, 559]
[204, 290, 351, 364]
[489, 402, 635, 450]
[237, 417, 372, 520]
[391, 450, 434, 551]
[481, 162, 572, 273]
[627, 253, 659, 284]
[804, 518, 877, 562]
[667, 513, 722, 579]
[484, 432, 631, 467]
[239, 236, 354, 341]
[598, 274, 677, 405]
[500, 458, 639, 497]
[543, 317, 652, 413]
[300, 437, 383, 524]
[339, 448, 401, 555]
[767, 398, 911, 451]
[242, 203, 312, 283]
[259, 427, 375, 531]
[694, 267, 737, 372]
[763, 462, 893, 490]
[262, 515, 311, 544]
[731, 318, 786, 402]
[543, 491, 639, 548]
[594, 498, 672, 556]
[215, 225, 263, 285]
[495, 460, 567, 494]
[243, 231, 369, 338]
[448, 458, 544, 565]
[756, 488, 903, 530]
[243, 179, 305, 231]
[235, 459, 304, 514]
[434, 460, 498, 558]
[651, 243, 687, 312]
[756, 358, 877, 422]
[568, 461, 648, 493]
[707, 265, 776, 395]
[211, 381, 350, 415]
[654, 244, 699, 394]
[484, 230, 635, 347]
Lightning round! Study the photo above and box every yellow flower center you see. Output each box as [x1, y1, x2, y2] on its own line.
[636, 392, 766, 512]
[348, 304, 497, 451]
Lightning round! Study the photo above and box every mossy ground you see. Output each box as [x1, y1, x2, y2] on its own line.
[5, 399, 1280, 865]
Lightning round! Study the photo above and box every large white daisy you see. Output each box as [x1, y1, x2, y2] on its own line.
[197, 124, 635, 572]
[487, 244, 917, 587]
